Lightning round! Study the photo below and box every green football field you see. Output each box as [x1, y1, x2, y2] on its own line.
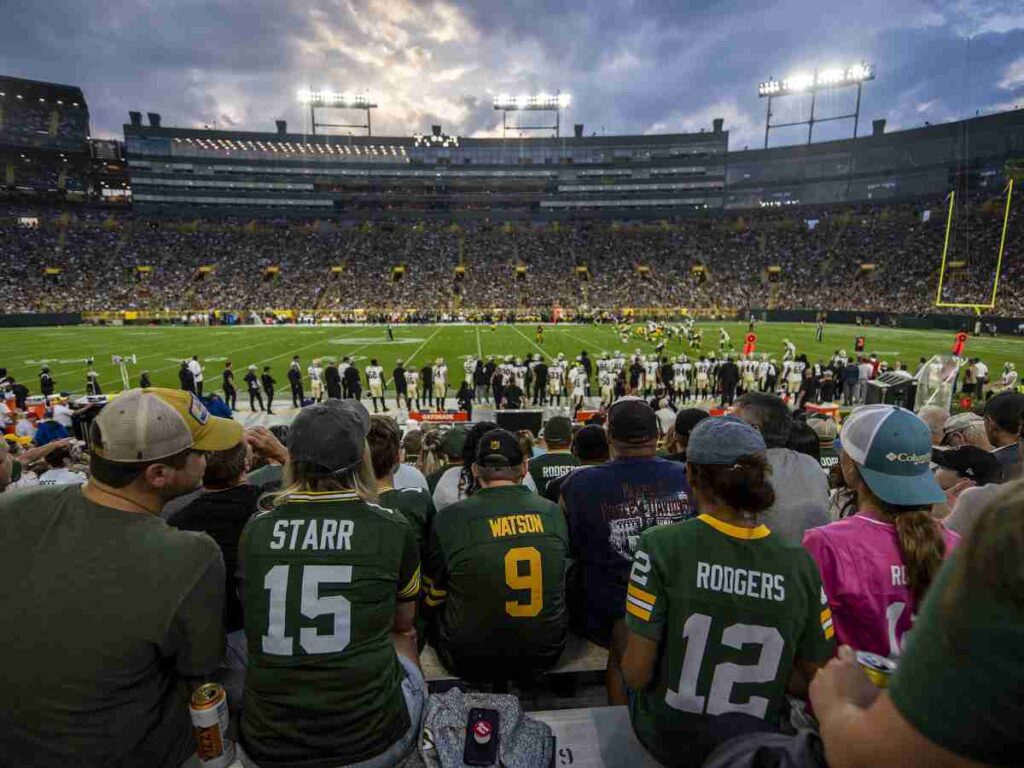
[2, 322, 1023, 398]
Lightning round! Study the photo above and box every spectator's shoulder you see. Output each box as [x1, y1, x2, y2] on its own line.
[0, 481, 71, 511]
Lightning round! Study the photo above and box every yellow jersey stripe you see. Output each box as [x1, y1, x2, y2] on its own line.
[626, 601, 652, 622]
[398, 566, 421, 599]
[820, 608, 832, 623]
[697, 514, 771, 540]
[627, 583, 657, 606]
[424, 595, 445, 608]
[824, 625, 835, 640]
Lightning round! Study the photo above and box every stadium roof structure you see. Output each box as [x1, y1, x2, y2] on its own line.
[123, 122, 727, 150]
[0, 75, 88, 110]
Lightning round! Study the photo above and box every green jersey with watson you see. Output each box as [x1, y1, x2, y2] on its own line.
[424, 484, 569, 679]
[240, 490, 420, 767]
[626, 514, 834, 766]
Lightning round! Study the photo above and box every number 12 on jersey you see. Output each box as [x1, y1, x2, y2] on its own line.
[666, 612, 784, 719]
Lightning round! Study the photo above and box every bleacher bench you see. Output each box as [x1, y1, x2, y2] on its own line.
[185, 706, 655, 768]
[420, 633, 608, 684]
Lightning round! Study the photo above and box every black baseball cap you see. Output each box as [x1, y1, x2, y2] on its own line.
[475, 428, 525, 468]
[931, 445, 1001, 485]
[674, 408, 710, 438]
[543, 416, 573, 443]
[288, 399, 370, 474]
[608, 397, 658, 443]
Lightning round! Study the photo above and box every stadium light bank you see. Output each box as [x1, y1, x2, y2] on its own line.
[493, 91, 571, 138]
[297, 87, 378, 136]
[757, 63, 875, 147]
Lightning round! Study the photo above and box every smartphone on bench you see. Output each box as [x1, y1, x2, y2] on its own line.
[464, 707, 500, 766]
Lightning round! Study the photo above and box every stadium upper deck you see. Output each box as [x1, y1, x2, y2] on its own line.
[123, 108, 1024, 219]
[125, 119, 729, 217]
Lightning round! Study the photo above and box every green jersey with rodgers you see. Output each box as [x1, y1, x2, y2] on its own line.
[626, 514, 834, 765]
[239, 491, 420, 765]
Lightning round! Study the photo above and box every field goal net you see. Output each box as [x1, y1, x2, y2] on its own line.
[934, 159, 1021, 314]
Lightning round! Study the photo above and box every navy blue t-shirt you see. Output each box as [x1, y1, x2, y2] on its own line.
[560, 456, 694, 643]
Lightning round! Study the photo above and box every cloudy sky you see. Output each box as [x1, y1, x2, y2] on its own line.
[3, 0, 1024, 149]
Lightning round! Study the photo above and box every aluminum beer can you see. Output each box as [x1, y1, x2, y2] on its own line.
[190, 682, 234, 767]
[856, 651, 897, 688]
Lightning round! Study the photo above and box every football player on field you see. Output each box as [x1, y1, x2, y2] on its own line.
[433, 358, 448, 411]
[424, 429, 568, 680]
[620, 417, 833, 766]
[366, 359, 388, 414]
[238, 401, 425, 766]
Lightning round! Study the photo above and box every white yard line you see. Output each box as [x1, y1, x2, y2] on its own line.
[403, 327, 443, 367]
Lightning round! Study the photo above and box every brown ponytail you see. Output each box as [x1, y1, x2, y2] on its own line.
[688, 455, 776, 515]
[893, 509, 947, 606]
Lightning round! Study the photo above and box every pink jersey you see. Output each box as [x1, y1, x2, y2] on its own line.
[802, 512, 960, 658]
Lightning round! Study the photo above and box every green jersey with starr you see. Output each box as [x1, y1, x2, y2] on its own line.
[626, 514, 834, 765]
[425, 484, 569, 679]
[527, 451, 580, 500]
[240, 491, 420, 766]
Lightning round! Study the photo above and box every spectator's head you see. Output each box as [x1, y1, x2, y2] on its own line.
[672, 408, 710, 454]
[441, 426, 467, 463]
[809, 417, 839, 454]
[571, 425, 610, 464]
[931, 445, 1001, 489]
[516, 430, 536, 458]
[941, 412, 991, 450]
[44, 446, 71, 470]
[416, 429, 444, 476]
[542, 416, 573, 449]
[401, 428, 423, 462]
[473, 428, 527, 486]
[367, 415, 402, 482]
[734, 392, 791, 448]
[787, 421, 821, 461]
[686, 416, 775, 517]
[607, 397, 659, 457]
[0, 440, 13, 491]
[983, 392, 1024, 448]
[838, 405, 947, 604]
[459, 420, 499, 497]
[917, 405, 952, 446]
[202, 442, 250, 489]
[89, 389, 242, 508]
[279, 399, 376, 502]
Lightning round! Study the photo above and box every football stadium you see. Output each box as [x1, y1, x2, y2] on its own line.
[2, 7, 1024, 766]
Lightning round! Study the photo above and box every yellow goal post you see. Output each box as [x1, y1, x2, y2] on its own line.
[934, 162, 1018, 313]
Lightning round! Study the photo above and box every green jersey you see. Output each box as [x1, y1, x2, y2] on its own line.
[380, 487, 435, 555]
[425, 484, 569, 679]
[239, 491, 420, 765]
[626, 514, 834, 766]
[527, 451, 580, 500]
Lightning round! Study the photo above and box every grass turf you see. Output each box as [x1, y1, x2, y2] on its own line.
[2, 322, 1022, 398]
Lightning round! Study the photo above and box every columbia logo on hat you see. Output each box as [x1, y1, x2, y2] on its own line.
[885, 451, 930, 464]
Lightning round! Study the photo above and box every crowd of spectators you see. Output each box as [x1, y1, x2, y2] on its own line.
[0, 382, 1021, 767]
[0, 192, 1021, 316]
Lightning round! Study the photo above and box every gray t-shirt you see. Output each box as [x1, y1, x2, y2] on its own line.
[0, 484, 225, 767]
[945, 481, 1012, 537]
[763, 447, 830, 545]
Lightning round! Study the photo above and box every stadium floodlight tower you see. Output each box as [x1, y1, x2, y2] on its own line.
[758, 63, 875, 148]
[493, 92, 571, 138]
[297, 88, 377, 136]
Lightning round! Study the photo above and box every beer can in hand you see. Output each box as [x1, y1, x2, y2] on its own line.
[190, 682, 235, 768]
[856, 651, 897, 688]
